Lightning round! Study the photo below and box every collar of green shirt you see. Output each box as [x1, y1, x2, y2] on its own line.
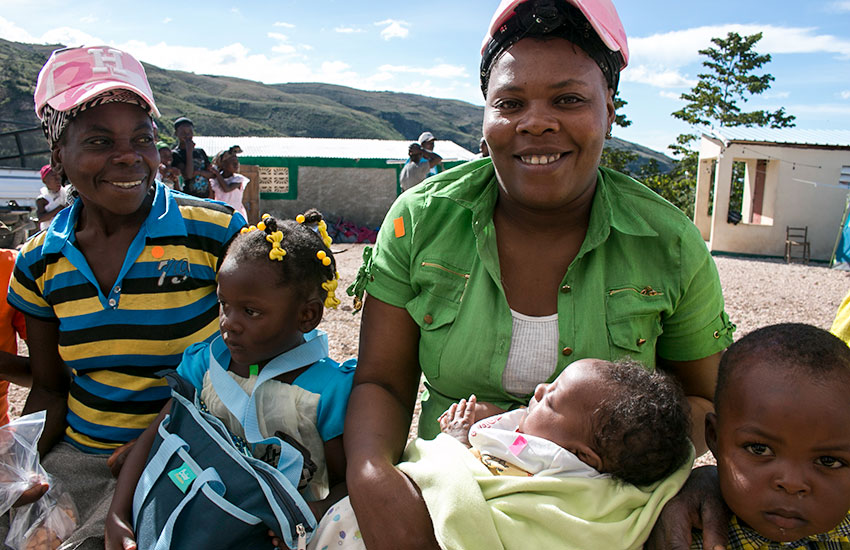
[427, 160, 658, 254]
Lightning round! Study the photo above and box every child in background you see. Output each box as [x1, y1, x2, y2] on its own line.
[106, 213, 351, 549]
[304, 358, 694, 550]
[156, 142, 181, 190]
[210, 146, 249, 219]
[0, 249, 30, 425]
[35, 165, 65, 231]
[692, 323, 850, 548]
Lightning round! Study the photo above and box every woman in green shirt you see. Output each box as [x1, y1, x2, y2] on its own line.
[344, 1, 734, 548]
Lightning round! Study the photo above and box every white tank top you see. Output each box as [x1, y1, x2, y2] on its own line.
[501, 309, 559, 396]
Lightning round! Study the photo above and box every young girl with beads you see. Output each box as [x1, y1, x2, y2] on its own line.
[105, 213, 352, 550]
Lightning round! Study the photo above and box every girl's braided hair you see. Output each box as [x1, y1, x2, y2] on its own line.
[227, 211, 340, 308]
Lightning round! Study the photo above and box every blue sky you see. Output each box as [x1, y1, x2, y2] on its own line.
[2, 0, 849, 154]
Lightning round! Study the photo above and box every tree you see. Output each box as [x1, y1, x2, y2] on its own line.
[668, 32, 795, 215]
[600, 92, 638, 173]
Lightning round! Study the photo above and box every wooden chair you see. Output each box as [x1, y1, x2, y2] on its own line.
[785, 226, 810, 264]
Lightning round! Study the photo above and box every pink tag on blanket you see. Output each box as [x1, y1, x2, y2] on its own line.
[509, 435, 527, 456]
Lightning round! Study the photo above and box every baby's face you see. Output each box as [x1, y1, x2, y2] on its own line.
[708, 361, 850, 542]
[517, 359, 610, 471]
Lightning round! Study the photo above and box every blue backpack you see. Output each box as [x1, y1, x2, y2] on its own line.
[131, 332, 333, 550]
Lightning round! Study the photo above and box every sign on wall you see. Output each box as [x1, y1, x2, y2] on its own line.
[257, 166, 290, 194]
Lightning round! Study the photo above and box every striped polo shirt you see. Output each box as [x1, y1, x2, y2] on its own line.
[8, 183, 245, 453]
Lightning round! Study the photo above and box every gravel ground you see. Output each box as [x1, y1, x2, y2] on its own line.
[11, 248, 850, 453]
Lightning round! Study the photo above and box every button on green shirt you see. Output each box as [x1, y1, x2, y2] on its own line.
[360, 159, 734, 439]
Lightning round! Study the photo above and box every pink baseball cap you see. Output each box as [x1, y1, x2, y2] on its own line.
[39, 164, 53, 180]
[482, 0, 629, 68]
[34, 46, 160, 119]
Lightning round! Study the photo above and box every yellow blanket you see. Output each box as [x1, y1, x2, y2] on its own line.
[397, 434, 694, 550]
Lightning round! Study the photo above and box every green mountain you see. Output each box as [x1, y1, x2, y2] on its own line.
[0, 38, 673, 172]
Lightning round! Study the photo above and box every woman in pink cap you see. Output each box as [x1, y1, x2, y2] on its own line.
[342, 1, 734, 548]
[6, 46, 245, 549]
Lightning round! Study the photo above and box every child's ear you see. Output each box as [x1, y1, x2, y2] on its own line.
[705, 412, 719, 457]
[298, 299, 324, 334]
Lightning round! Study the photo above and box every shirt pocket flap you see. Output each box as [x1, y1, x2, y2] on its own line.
[406, 291, 460, 331]
[606, 286, 666, 354]
[607, 314, 663, 352]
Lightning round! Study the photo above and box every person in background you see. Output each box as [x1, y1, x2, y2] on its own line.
[210, 146, 249, 219]
[156, 141, 181, 190]
[399, 135, 442, 192]
[417, 131, 443, 177]
[35, 164, 65, 231]
[0, 249, 30, 426]
[473, 137, 490, 160]
[171, 117, 217, 198]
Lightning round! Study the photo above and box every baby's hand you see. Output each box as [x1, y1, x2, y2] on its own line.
[439, 395, 477, 446]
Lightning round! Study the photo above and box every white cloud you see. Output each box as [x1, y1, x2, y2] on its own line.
[627, 24, 850, 89]
[659, 90, 681, 100]
[267, 32, 297, 55]
[41, 26, 100, 47]
[273, 22, 295, 28]
[230, 7, 240, 15]
[334, 26, 363, 34]
[377, 63, 467, 79]
[374, 19, 409, 40]
[831, 1, 850, 11]
[841, 90, 850, 100]
[0, 15, 37, 42]
[763, 90, 790, 99]
[162, 17, 172, 24]
[80, 15, 96, 24]
[787, 103, 850, 115]
[621, 65, 696, 88]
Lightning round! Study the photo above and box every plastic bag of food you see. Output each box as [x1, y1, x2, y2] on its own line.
[0, 411, 77, 550]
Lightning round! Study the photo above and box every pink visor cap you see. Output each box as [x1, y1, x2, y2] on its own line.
[482, 0, 629, 69]
[34, 46, 160, 119]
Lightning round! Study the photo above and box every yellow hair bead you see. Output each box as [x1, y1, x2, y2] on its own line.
[240, 227, 250, 234]
[261, 213, 271, 220]
[265, 231, 286, 261]
[257, 221, 266, 231]
[322, 257, 331, 266]
[296, 214, 305, 224]
[322, 276, 340, 309]
[317, 250, 327, 260]
[317, 220, 332, 248]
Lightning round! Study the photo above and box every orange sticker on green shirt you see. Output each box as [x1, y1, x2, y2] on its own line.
[394, 217, 405, 238]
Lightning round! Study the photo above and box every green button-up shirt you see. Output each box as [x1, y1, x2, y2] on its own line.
[361, 159, 734, 438]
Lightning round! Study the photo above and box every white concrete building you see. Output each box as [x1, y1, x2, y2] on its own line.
[693, 128, 850, 261]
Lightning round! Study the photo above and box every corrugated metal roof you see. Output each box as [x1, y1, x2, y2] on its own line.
[194, 136, 476, 162]
[703, 127, 850, 148]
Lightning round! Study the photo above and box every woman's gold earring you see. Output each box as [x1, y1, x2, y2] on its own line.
[605, 128, 613, 140]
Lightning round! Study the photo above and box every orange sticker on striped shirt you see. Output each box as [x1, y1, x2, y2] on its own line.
[393, 217, 405, 238]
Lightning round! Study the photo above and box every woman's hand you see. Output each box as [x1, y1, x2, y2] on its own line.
[104, 510, 137, 550]
[12, 477, 49, 507]
[645, 465, 729, 550]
